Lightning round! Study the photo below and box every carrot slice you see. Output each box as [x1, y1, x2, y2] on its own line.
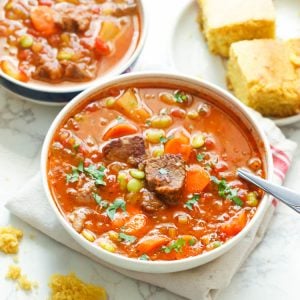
[174, 131, 190, 144]
[220, 210, 248, 236]
[185, 165, 210, 194]
[30, 6, 58, 36]
[136, 236, 170, 253]
[102, 123, 138, 141]
[1, 60, 29, 82]
[164, 131, 191, 161]
[122, 214, 148, 237]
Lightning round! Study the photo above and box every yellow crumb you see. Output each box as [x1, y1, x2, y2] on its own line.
[6, 265, 21, 280]
[6, 264, 38, 291]
[49, 273, 107, 300]
[18, 275, 38, 291]
[0, 226, 23, 254]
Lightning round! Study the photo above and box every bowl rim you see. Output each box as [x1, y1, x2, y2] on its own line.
[41, 72, 274, 273]
[0, 0, 147, 94]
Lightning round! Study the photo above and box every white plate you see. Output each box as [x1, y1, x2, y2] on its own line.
[170, 0, 300, 126]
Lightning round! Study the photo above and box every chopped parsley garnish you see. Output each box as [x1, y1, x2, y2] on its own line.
[162, 238, 186, 253]
[211, 176, 244, 206]
[196, 153, 205, 162]
[209, 241, 222, 249]
[116, 116, 125, 123]
[66, 161, 106, 186]
[159, 168, 168, 175]
[84, 164, 106, 186]
[106, 198, 126, 220]
[189, 238, 197, 246]
[145, 119, 151, 126]
[159, 135, 173, 144]
[139, 254, 150, 261]
[92, 193, 109, 208]
[159, 136, 168, 144]
[66, 161, 84, 183]
[174, 91, 188, 103]
[184, 194, 200, 210]
[73, 143, 80, 151]
[66, 170, 80, 183]
[204, 163, 212, 172]
[118, 232, 137, 244]
[77, 161, 84, 172]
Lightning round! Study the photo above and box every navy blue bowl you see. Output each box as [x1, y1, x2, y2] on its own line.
[0, 76, 78, 105]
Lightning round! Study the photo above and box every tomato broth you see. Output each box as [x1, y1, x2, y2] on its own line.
[47, 84, 264, 261]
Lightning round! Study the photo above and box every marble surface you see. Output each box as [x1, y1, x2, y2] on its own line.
[0, 0, 300, 299]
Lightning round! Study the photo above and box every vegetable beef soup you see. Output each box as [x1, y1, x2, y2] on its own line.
[0, 0, 140, 83]
[47, 85, 265, 261]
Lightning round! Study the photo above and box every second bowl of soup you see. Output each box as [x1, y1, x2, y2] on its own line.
[0, 0, 146, 104]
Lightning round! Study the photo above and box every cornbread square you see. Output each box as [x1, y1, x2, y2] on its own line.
[227, 39, 300, 117]
[197, 0, 275, 57]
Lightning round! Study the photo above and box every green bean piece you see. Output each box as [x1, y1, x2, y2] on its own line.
[19, 35, 33, 48]
[129, 169, 145, 179]
[117, 172, 127, 191]
[57, 49, 74, 60]
[151, 115, 173, 129]
[152, 146, 164, 157]
[127, 178, 143, 193]
[145, 129, 165, 144]
[187, 110, 199, 120]
[99, 241, 116, 253]
[191, 134, 205, 148]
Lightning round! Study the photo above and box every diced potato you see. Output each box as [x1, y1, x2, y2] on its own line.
[134, 107, 151, 123]
[99, 21, 121, 42]
[115, 88, 138, 114]
[114, 89, 151, 123]
[1, 60, 28, 82]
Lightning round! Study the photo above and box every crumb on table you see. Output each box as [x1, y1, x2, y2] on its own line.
[0, 226, 23, 254]
[6, 264, 38, 291]
[6, 265, 21, 280]
[49, 272, 107, 300]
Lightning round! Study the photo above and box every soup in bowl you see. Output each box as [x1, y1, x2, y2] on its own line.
[0, 0, 145, 102]
[42, 73, 272, 272]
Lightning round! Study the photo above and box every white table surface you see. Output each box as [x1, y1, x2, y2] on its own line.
[0, 0, 300, 299]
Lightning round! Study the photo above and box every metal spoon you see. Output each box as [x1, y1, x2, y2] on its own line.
[237, 168, 300, 214]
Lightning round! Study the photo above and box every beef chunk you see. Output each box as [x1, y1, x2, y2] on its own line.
[111, 3, 138, 17]
[140, 189, 166, 213]
[54, 4, 92, 32]
[68, 207, 96, 232]
[102, 135, 146, 167]
[33, 60, 63, 82]
[144, 154, 186, 205]
[66, 180, 96, 204]
[64, 62, 94, 81]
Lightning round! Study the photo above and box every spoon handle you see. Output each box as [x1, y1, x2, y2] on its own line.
[238, 169, 300, 214]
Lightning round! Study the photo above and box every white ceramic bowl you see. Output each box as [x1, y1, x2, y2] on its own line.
[41, 72, 273, 273]
[0, 0, 147, 105]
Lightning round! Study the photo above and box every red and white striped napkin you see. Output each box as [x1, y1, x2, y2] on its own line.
[5, 109, 297, 300]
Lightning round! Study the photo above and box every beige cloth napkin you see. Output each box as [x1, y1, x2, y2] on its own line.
[6, 112, 297, 300]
